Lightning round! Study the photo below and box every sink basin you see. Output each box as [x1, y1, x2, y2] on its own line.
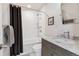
[54, 38, 76, 45]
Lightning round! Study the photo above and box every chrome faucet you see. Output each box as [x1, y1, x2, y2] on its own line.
[64, 31, 70, 39]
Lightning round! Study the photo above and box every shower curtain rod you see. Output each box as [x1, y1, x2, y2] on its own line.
[10, 3, 49, 17]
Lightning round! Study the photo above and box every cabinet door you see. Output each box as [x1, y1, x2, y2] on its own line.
[42, 44, 61, 56]
[42, 45, 51, 56]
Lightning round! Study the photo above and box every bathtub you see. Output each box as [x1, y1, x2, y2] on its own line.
[19, 37, 41, 56]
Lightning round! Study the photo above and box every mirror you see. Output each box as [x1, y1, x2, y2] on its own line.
[61, 3, 79, 24]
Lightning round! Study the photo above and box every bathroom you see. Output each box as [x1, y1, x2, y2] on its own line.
[0, 3, 79, 56]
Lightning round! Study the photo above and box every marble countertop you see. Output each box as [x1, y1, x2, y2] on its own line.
[42, 36, 79, 55]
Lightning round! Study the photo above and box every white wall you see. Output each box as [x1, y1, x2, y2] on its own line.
[1, 3, 10, 56]
[0, 4, 2, 45]
[2, 3, 10, 25]
[0, 4, 3, 56]
[73, 24, 79, 36]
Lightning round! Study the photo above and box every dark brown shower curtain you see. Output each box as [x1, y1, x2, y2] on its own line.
[10, 4, 23, 56]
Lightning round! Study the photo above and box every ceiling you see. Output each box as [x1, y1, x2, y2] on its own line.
[14, 3, 47, 10]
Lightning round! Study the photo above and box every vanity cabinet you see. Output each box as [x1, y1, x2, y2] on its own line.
[42, 39, 77, 56]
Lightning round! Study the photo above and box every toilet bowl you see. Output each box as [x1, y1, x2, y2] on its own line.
[32, 44, 41, 56]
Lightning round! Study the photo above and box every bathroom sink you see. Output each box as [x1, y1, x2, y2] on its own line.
[53, 38, 76, 45]
[52, 38, 79, 50]
[47, 37, 79, 49]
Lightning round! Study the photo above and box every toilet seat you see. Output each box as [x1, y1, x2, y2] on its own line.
[32, 44, 41, 56]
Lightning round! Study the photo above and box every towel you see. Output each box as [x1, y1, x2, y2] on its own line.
[3, 25, 15, 47]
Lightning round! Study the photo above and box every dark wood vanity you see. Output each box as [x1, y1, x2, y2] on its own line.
[42, 38, 77, 56]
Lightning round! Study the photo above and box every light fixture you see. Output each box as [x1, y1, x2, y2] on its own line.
[27, 4, 31, 8]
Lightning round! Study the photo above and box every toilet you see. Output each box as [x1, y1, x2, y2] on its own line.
[32, 44, 41, 56]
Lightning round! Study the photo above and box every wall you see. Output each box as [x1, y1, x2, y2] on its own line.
[0, 4, 3, 56]
[0, 4, 2, 45]
[2, 3, 10, 25]
[73, 24, 79, 36]
[1, 3, 10, 56]
[41, 3, 74, 38]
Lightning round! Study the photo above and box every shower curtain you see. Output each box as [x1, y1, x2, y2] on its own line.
[10, 4, 23, 56]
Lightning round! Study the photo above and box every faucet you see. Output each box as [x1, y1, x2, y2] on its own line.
[64, 31, 70, 39]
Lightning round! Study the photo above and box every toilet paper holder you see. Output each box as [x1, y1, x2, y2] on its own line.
[0, 44, 8, 50]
